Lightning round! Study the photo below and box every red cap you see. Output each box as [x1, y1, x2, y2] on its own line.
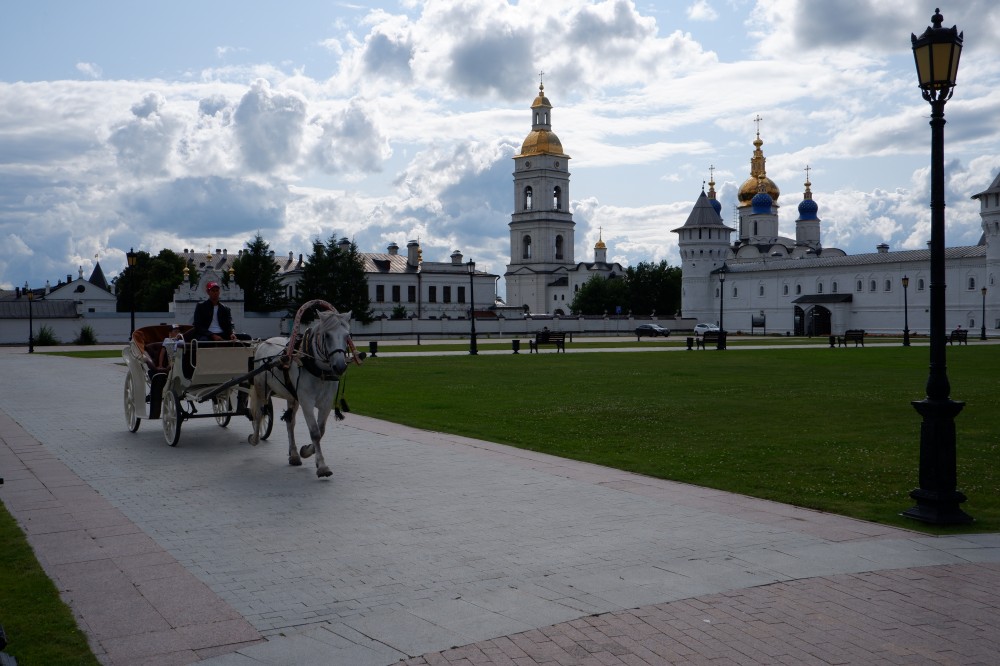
[206, 281, 219, 291]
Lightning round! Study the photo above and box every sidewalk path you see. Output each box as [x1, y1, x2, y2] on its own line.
[0, 350, 997, 665]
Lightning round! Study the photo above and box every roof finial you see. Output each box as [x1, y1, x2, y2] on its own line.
[753, 114, 762, 138]
[538, 69, 545, 92]
[803, 165, 813, 200]
[707, 165, 717, 199]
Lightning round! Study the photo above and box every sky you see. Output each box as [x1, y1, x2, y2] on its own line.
[2, 0, 1000, 298]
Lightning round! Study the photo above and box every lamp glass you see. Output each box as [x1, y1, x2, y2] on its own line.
[902, 275, 909, 288]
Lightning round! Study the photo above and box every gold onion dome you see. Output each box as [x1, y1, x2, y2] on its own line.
[737, 133, 780, 206]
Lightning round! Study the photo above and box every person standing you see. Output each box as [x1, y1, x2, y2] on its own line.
[193, 282, 236, 341]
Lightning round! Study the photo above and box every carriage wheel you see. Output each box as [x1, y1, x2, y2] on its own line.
[213, 391, 233, 427]
[162, 389, 182, 447]
[260, 398, 274, 441]
[124, 373, 141, 432]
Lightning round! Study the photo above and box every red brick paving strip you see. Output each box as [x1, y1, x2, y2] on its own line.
[402, 563, 1000, 665]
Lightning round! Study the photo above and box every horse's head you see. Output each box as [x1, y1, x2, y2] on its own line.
[312, 310, 353, 377]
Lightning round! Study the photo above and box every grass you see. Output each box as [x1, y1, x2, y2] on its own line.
[0, 502, 100, 665]
[345, 344, 1000, 533]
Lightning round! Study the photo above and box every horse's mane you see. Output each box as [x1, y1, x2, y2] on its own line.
[285, 300, 361, 365]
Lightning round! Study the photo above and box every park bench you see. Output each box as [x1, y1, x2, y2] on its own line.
[949, 329, 969, 345]
[839, 330, 865, 347]
[528, 331, 566, 353]
[696, 331, 721, 349]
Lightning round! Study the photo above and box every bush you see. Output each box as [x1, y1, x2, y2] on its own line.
[74, 325, 98, 345]
[35, 325, 60, 346]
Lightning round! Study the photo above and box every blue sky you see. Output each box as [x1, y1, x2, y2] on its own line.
[2, 1, 999, 297]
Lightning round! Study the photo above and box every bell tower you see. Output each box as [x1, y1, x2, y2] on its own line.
[504, 79, 575, 314]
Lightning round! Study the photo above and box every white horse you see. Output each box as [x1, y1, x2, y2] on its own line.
[249, 309, 354, 478]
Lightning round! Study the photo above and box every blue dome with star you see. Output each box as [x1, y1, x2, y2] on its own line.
[751, 191, 772, 214]
[798, 197, 819, 220]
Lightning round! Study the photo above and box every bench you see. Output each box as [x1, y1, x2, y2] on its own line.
[839, 330, 865, 347]
[949, 329, 969, 345]
[528, 331, 566, 353]
[696, 332, 721, 349]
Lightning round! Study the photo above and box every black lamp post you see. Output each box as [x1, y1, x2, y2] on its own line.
[903, 9, 971, 524]
[717, 265, 727, 350]
[25, 281, 34, 354]
[126, 247, 137, 340]
[981, 286, 987, 340]
[467, 259, 478, 355]
[902, 275, 911, 346]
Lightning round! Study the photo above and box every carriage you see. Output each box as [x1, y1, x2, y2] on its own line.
[122, 324, 274, 446]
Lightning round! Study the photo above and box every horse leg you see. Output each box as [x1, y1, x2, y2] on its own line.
[285, 401, 302, 466]
[247, 376, 265, 446]
[299, 403, 332, 478]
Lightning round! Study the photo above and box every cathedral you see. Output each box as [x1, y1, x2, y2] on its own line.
[674, 128, 999, 336]
[504, 83, 624, 315]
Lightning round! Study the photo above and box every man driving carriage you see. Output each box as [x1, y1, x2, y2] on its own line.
[193, 281, 238, 342]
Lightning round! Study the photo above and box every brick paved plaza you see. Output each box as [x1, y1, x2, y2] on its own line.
[1, 348, 998, 665]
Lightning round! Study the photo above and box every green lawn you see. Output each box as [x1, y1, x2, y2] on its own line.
[346, 345, 999, 533]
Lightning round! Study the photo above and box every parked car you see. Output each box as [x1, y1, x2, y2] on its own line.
[635, 324, 671, 338]
[694, 323, 720, 336]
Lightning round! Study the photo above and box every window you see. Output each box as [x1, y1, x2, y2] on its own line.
[796, 284, 802, 295]
[407, 286, 416, 303]
[555, 235, 564, 260]
[732, 287, 738, 298]
[818, 283, 824, 294]
[524, 186, 533, 211]
[969, 277, 976, 290]
[885, 279, 891, 291]
[856, 280, 863, 292]
[458, 286, 466, 304]
[870, 280, 877, 292]
[428, 286, 437, 303]
[375, 285, 385, 302]
[522, 235, 532, 259]
[918, 279, 925, 291]
[553, 186, 562, 210]
[553, 294, 558, 301]
[392, 285, 400, 302]
[783, 284, 789, 295]
[443, 286, 451, 303]
[759, 285, 764, 296]
[832, 281, 838, 293]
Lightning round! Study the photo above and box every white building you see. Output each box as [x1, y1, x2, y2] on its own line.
[504, 83, 624, 315]
[675, 130, 999, 336]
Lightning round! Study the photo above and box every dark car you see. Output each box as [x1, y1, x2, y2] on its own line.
[635, 324, 670, 338]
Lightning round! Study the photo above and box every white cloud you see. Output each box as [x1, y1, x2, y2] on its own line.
[76, 62, 103, 79]
[687, 1, 718, 21]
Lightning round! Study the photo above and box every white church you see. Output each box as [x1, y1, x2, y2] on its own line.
[674, 129, 998, 337]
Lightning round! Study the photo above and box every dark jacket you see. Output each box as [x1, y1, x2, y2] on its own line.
[193, 299, 235, 340]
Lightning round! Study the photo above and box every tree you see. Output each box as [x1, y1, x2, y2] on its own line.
[231, 233, 287, 312]
[570, 274, 629, 315]
[625, 261, 682, 316]
[294, 235, 373, 323]
[114, 249, 190, 312]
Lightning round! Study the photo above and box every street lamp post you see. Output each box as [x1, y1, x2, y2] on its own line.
[467, 259, 478, 355]
[981, 286, 987, 340]
[902, 275, 911, 346]
[717, 265, 727, 350]
[25, 281, 34, 354]
[127, 248, 137, 340]
[903, 9, 971, 524]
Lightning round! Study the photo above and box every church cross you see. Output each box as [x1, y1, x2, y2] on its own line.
[753, 114, 762, 136]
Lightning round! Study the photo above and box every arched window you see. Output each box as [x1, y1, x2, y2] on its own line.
[783, 284, 789, 296]
[918, 278, 925, 290]
[553, 186, 562, 210]
[856, 280, 863, 292]
[885, 279, 892, 291]
[555, 235, 564, 260]
[832, 281, 838, 293]
[870, 280, 877, 292]
[753, 221, 758, 235]
[522, 235, 532, 259]
[818, 283, 824, 294]
[524, 186, 533, 211]
[969, 276, 976, 290]
[715, 287, 720, 297]
[796, 284, 802, 295]
[759, 285, 764, 296]
[732, 287, 738, 298]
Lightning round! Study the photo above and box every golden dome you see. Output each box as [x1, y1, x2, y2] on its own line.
[737, 134, 780, 206]
[520, 129, 566, 157]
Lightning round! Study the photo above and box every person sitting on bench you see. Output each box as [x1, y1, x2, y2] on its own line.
[193, 281, 238, 342]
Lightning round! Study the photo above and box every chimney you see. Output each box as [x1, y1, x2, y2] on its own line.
[876, 243, 889, 253]
[387, 242, 399, 256]
[407, 240, 420, 268]
[451, 250, 463, 266]
[338, 237, 351, 253]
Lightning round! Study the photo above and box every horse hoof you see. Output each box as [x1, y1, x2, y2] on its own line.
[317, 467, 332, 478]
[289, 457, 302, 466]
[248, 435, 258, 446]
[299, 444, 314, 459]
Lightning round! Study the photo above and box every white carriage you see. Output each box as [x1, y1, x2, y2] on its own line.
[122, 325, 274, 446]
